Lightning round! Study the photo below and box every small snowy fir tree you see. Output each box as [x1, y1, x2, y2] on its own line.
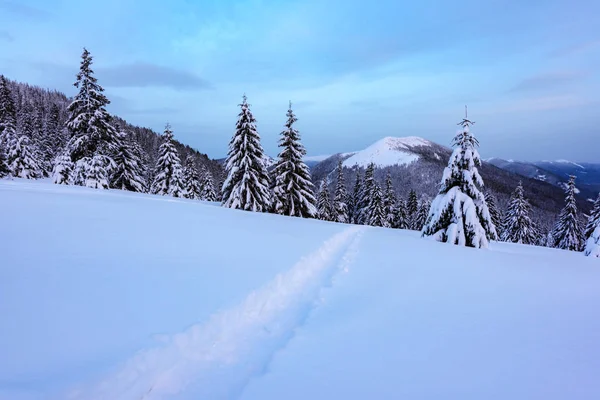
[333, 160, 349, 223]
[551, 175, 584, 251]
[151, 124, 184, 197]
[584, 226, 600, 257]
[368, 182, 387, 227]
[413, 199, 431, 231]
[317, 179, 334, 221]
[222, 95, 271, 212]
[110, 127, 147, 192]
[200, 166, 217, 201]
[422, 112, 497, 248]
[584, 193, 600, 241]
[383, 171, 397, 228]
[407, 189, 419, 229]
[394, 198, 409, 229]
[500, 182, 538, 245]
[348, 171, 363, 224]
[484, 191, 502, 236]
[182, 155, 202, 200]
[7, 134, 40, 179]
[52, 153, 73, 185]
[81, 154, 113, 189]
[272, 102, 317, 218]
[357, 163, 376, 224]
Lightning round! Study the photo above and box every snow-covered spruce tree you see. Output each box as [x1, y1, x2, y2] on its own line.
[65, 48, 118, 186]
[407, 189, 419, 229]
[383, 171, 397, 228]
[222, 95, 271, 212]
[200, 166, 217, 201]
[368, 182, 387, 227]
[484, 191, 502, 236]
[551, 175, 584, 251]
[348, 171, 363, 224]
[500, 181, 538, 245]
[584, 193, 600, 241]
[82, 154, 113, 189]
[7, 134, 40, 178]
[357, 162, 376, 224]
[317, 179, 334, 221]
[150, 124, 184, 197]
[110, 126, 147, 192]
[584, 225, 600, 257]
[333, 160, 348, 223]
[0, 76, 16, 176]
[421, 113, 497, 248]
[182, 155, 202, 199]
[272, 102, 317, 218]
[394, 197, 409, 229]
[413, 199, 431, 231]
[52, 153, 73, 184]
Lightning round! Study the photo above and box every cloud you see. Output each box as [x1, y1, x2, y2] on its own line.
[0, 0, 51, 19]
[510, 71, 587, 93]
[0, 30, 14, 42]
[98, 63, 212, 90]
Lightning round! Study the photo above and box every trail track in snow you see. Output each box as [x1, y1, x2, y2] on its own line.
[67, 225, 365, 400]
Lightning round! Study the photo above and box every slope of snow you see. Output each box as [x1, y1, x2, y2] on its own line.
[1, 179, 600, 400]
[342, 136, 431, 168]
[303, 155, 332, 162]
[554, 159, 585, 169]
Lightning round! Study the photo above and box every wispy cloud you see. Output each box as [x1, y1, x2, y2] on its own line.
[98, 63, 212, 91]
[510, 71, 587, 93]
[0, 30, 14, 42]
[0, 0, 51, 19]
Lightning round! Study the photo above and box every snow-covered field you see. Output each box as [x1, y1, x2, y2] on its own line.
[1, 179, 599, 400]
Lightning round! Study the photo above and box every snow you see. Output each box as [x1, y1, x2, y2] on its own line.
[555, 159, 585, 169]
[302, 155, 331, 162]
[342, 136, 430, 168]
[2, 179, 600, 400]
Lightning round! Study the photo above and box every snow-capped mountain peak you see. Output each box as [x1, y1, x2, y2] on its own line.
[342, 136, 432, 168]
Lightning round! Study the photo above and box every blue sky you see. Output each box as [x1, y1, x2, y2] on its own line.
[0, 0, 599, 162]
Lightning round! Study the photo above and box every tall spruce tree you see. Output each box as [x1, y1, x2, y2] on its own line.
[422, 111, 497, 248]
[348, 171, 363, 224]
[317, 179, 334, 221]
[368, 182, 387, 227]
[182, 155, 202, 200]
[383, 171, 397, 228]
[201, 166, 217, 201]
[500, 182, 538, 245]
[110, 126, 147, 192]
[272, 102, 317, 218]
[151, 124, 184, 197]
[222, 95, 271, 212]
[333, 160, 349, 223]
[551, 175, 584, 251]
[407, 189, 419, 229]
[357, 162, 376, 224]
[413, 199, 431, 231]
[484, 191, 502, 236]
[65, 48, 118, 186]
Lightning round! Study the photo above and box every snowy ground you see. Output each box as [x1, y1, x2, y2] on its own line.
[1, 179, 599, 400]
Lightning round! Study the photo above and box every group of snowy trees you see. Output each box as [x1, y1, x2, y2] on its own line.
[0, 48, 218, 201]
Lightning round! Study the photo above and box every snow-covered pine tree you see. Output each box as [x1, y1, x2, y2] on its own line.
[394, 197, 409, 229]
[383, 171, 397, 228]
[348, 171, 363, 224]
[551, 175, 584, 251]
[272, 102, 317, 218]
[82, 154, 113, 189]
[357, 162, 376, 224]
[110, 126, 147, 192]
[222, 95, 271, 212]
[52, 153, 73, 184]
[332, 160, 349, 223]
[200, 165, 217, 201]
[584, 193, 600, 241]
[65, 48, 119, 186]
[484, 191, 502, 236]
[407, 189, 419, 229]
[317, 179, 334, 221]
[413, 199, 431, 231]
[500, 181, 538, 245]
[150, 124, 184, 197]
[182, 155, 202, 199]
[7, 134, 40, 178]
[422, 112, 497, 248]
[368, 182, 387, 227]
[585, 225, 600, 257]
[0, 75, 16, 176]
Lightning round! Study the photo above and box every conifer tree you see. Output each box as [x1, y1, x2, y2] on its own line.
[348, 171, 363, 224]
[82, 154, 113, 189]
[333, 160, 349, 223]
[584, 193, 600, 241]
[357, 163, 375, 224]
[7, 134, 40, 179]
[52, 153, 73, 185]
[551, 175, 584, 251]
[201, 166, 217, 201]
[383, 171, 397, 228]
[0, 75, 16, 176]
[500, 182, 538, 245]
[422, 111, 497, 248]
[394, 198, 409, 229]
[484, 191, 502, 236]
[182, 155, 202, 199]
[151, 124, 184, 197]
[64, 48, 118, 186]
[368, 182, 387, 227]
[110, 126, 147, 192]
[407, 189, 419, 229]
[317, 179, 334, 221]
[413, 199, 431, 231]
[222, 95, 271, 212]
[272, 102, 317, 218]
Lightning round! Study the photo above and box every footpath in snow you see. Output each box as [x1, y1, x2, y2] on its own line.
[67, 226, 364, 400]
